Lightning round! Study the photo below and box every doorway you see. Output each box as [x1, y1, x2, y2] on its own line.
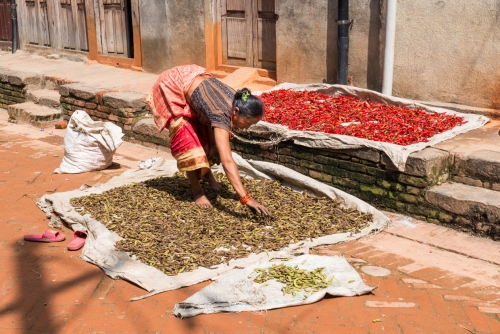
[97, 0, 133, 58]
[0, 0, 12, 48]
[220, 0, 277, 71]
[59, 0, 89, 52]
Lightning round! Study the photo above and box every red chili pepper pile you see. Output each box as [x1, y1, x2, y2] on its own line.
[259, 89, 466, 146]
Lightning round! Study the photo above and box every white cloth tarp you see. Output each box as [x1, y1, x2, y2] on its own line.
[250, 83, 490, 171]
[173, 254, 374, 318]
[36, 154, 390, 300]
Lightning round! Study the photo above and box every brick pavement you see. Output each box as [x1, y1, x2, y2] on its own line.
[0, 108, 499, 333]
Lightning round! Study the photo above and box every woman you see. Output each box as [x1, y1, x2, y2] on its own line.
[146, 64, 270, 215]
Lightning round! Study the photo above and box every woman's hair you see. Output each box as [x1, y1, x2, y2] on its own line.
[232, 88, 264, 118]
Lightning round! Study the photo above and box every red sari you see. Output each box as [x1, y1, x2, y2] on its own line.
[146, 65, 211, 176]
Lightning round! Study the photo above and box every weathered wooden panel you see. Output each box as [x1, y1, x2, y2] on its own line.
[226, 18, 246, 59]
[60, 0, 75, 49]
[76, 0, 88, 51]
[38, 0, 51, 46]
[257, 0, 274, 13]
[0, 0, 12, 42]
[226, 0, 245, 12]
[59, 0, 88, 51]
[257, 18, 276, 63]
[100, 0, 128, 56]
[221, 0, 276, 70]
[26, 0, 39, 44]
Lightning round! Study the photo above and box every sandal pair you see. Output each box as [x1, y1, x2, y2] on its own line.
[24, 229, 87, 251]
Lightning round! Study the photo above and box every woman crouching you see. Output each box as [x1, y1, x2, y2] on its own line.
[146, 64, 270, 215]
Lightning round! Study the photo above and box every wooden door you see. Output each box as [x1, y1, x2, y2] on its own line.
[59, 0, 89, 51]
[253, 0, 276, 70]
[98, 0, 131, 57]
[25, 0, 51, 46]
[221, 0, 276, 70]
[0, 0, 12, 45]
[221, 0, 252, 67]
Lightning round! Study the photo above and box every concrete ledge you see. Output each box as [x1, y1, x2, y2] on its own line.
[418, 99, 500, 119]
[426, 182, 500, 216]
[7, 102, 62, 128]
[453, 149, 500, 183]
[425, 182, 500, 238]
[27, 89, 61, 108]
[132, 118, 170, 147]
[59, 83, 104, 100]
[388, 147, 450, 183]
[103, 91, 147, 110]
[0, 68, 42, 87]
[382, 147, 450, 182]
[332, 147, 380, 163]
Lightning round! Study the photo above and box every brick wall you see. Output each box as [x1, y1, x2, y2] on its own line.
[231, 139, 461, 228]
[0, 82, 27, 109]
[59, 84, 151, 137]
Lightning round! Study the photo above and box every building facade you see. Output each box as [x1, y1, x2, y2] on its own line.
[12, 0, 500, 109]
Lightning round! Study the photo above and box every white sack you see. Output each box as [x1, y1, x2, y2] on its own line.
[54, 110, 124, 174]
[173, 254, 374, 318]
[37, 154, 390, 300]
[250, 83, 490, 171]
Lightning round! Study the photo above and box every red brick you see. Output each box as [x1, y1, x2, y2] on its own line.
[368, 316, 400, 334]
[73, 100, 86, 107]
[309, 324, 368, 334]
[54, 121, 67, 129]
[85, 102, 97, 109]
[482, 315, 500, 333]
[312, 313, 352, 326]
[262, 312, 281, 334]
[97, 105, 109, 113]
[464, 307, 491, 332]
[431, 274, 474, 288]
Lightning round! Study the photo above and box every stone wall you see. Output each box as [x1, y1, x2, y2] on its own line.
[0, 82, 27, 109]
[59, 83, 150, 136]
[0, 71, 43, 108]
[230, 138, 468, 229]
[0, 82, 28, 109]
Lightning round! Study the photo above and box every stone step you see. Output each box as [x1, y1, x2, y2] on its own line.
[433, 119, 500, 191]
[130, 117, 170, 148]
[218, 67, 276, 92]
[451, 149, 500, 191]
[425, 182, 500, 233]
[7, 102, 62, 128]
[210, 70, 231, 79]
[27, 89, 61, 108]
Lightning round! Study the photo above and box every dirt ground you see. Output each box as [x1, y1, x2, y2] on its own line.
[0, 108, 499, 334]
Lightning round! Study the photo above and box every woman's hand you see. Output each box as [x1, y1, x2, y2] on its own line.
[213, 128, 270, 216]
[245, 198, 271, 216]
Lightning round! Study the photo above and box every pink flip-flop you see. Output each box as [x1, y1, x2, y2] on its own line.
[24, 229, 66, 242]
[67, 230, 87, 251]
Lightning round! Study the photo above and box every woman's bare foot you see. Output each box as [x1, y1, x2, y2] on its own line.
[204, 172, 222, 191]
[194, 192, 212, 208]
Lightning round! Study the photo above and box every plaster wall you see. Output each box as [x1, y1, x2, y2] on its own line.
[274, 0, 500, 109]
[392, 0, 500, 109]
[139, 0, 208, 74]
[139, 0, 169, 73]
[163, 0, 207, 70]
[275, 0, 334, 84]
[274, 0, 382, 88]
[137, 0, 499, 108]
